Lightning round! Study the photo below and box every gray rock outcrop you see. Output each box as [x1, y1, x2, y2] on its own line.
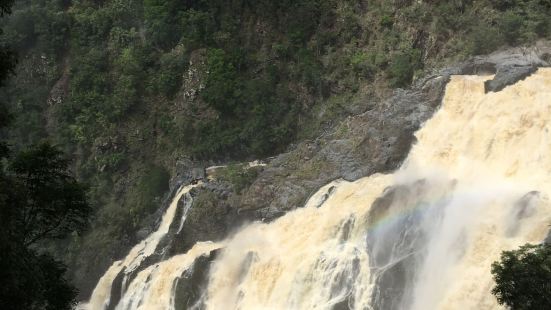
[230, 44, 551, 222]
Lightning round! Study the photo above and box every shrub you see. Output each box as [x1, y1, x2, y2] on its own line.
[380, 15, 394, 28]
[350, 51, 375, 76]
[180, 9, 216, 48]
[218, 164, 260, 194]
[388, 48, 422, 88]
[500, 11, 524, 45]
[151, 50, 187, 98]
[296, 48, 323, 91]
[470, 24, 504, 55]
[201, 48, 243, 115]
[138, 165, 170, 204]
[143, 0, 181, 49]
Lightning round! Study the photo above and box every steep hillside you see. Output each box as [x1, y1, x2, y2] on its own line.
[2, 0, 551, 299]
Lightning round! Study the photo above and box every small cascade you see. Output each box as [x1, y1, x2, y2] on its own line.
[115, 242, 222, 310]
[176, 191, 194, 235]
[82, 182, 202, 309]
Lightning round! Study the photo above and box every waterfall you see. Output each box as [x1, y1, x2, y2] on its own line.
[114, 242, 222, 310]
[176, 191, 194, 235]
[85, 69, 551, 309]
[82, 182, 203, 310]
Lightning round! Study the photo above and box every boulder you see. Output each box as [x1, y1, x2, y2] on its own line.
[484, 65, 537, 92]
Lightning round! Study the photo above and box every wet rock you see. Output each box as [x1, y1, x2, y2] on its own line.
[233, 43, 551, 223]
[173, 249, 220, 308]
[106, 269, 126, 310]
[484, 65, 537, 92]
[135, 226, 152, 240]
[168, 184, 241, 255]
[456, 44, 551, 93]
[191, 167, 205, 180]
[506, 191, 539, 237]
[236, 70, 444, 221]
[174, 158, 196, 186]
[366, 180, 435, 310]
[544, 230, 551, 245]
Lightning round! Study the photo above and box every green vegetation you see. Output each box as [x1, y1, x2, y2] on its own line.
[135, 164, 170, 214]
[184, 47, 297, 157]
[216, 164, 261, 194]
[2, 0, 551, 296]
[3, 0, 551, 155]
[4, 0, 551, 158]
[389, 48, 423, 88]
[491, 243, 551, 309]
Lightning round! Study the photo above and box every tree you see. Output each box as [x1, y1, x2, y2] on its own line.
[0, 0, 12, 16]
[9, 143, 90, 246]
[500, 11, 523, 45]
[491, 243, 551, 310]
[202, 48, 243, 115]
[389, 48, 423, 88]
[0, 143, 91, 310]
[143, 0, 182, 48]
[0, 0, 17, 129]
[0, 0, 16, 84]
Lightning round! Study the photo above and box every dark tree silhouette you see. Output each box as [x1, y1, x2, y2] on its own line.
[0, 0, 16, 86]
[0, 143, 90, 310]
[491, 243, 551, 310]
[10, 143, 90, 246]
[0, 0, 13, 16]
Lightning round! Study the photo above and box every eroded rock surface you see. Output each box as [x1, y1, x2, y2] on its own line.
[231, 44, 551, 222]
